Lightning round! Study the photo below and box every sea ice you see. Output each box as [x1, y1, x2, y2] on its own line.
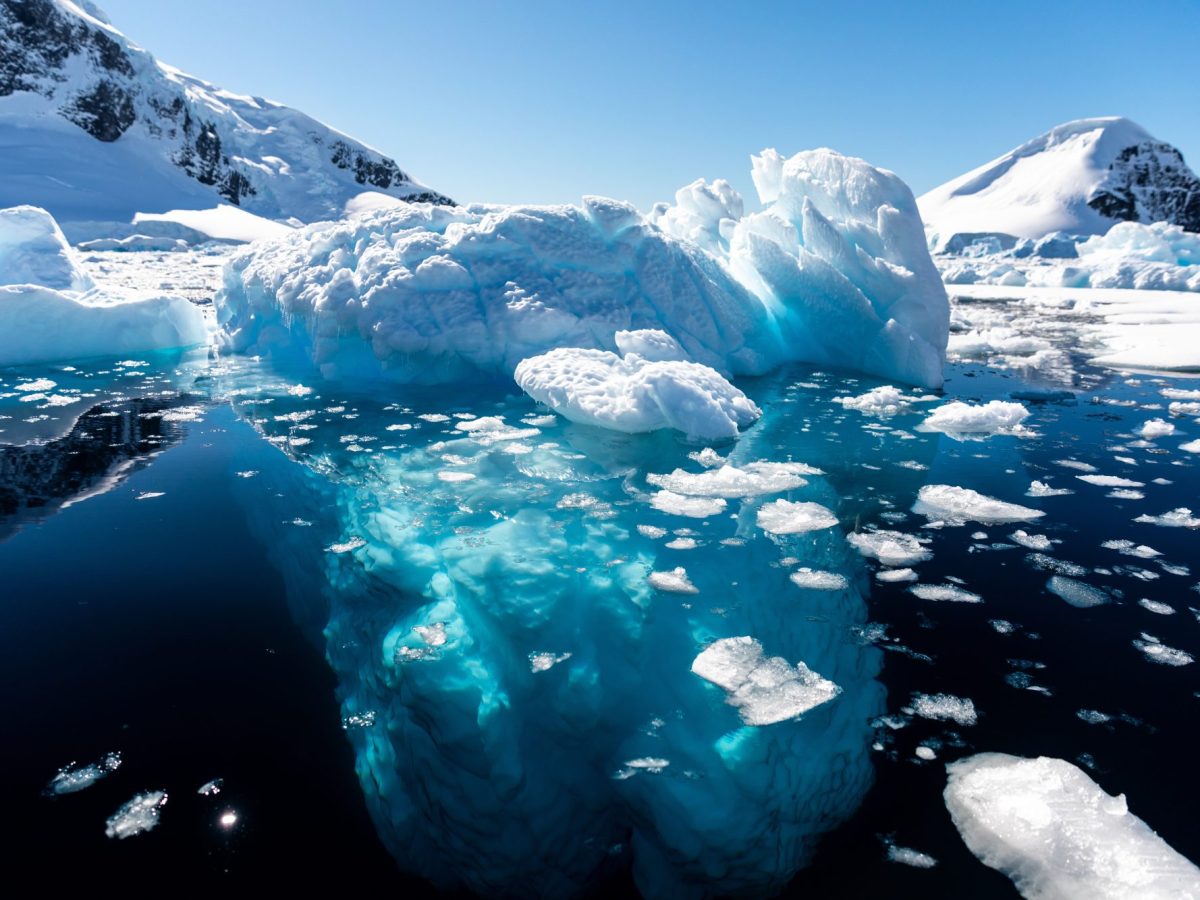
[649, 490, 727, 518]
[945, 753, 1200, 899]
[0, 205, 92, 291]
[834, 385, 914, 416]
[1028, 480, 1073, 497]
[913, 485, 1045, 524]
[789, 569, 849, 591]
[1138, 599, 1175, 616]
[1132, 634, 1194, 666]
[886, 843, 938, 869]
[1138, 419, 1175, 439]
[691, 637, 842, 726]
[646, 461, 817, 498]
[648, 568, 699, 594]
[1010, 531, 1053, 551]
[909, 584, 983, 604]
[1077, 475, 1145, 488]
[1134, 508, 1200, 528]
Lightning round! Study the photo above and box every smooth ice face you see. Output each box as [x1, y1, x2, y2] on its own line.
[222, 369, 888, 898]
[514, 344, 760, 440]
[945, 753, 1200, 899]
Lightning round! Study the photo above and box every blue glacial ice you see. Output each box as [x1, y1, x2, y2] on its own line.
[216, 365, 939, 897]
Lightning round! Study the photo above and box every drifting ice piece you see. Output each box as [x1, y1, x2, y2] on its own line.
[515, 340, 760, 441]
[945, 753, 1200, 899]
[914, 485, 1045, 524]
[691, 636, 841, 726]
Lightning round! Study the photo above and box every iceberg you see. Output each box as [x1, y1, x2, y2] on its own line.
[216, 149, 949, 399]
[913, 484, 1045, 525]
[945, 753, 1200, 899]
[0, 206, 208, 366]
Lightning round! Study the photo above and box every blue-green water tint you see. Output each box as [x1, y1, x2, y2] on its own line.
[0, 347, 1197, 895]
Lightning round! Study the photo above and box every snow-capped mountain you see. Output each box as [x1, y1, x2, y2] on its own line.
[919, 117, 1200, 249]
[0, 0, 452, 227]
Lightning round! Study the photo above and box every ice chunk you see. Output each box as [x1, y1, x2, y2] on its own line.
[909, 692, 978, 726]
[1047, 575, 1110, 608]
[528, 651, 572, 673]
[1133, 634, 1193, 666]
[848, 531, 932, 567]
[648, 567, 699, 594]
[649, 490, 726, 518]
[1180, 439, 1200, 453]
[0, 205, 92, 292]
[105, 790, 168, 839]
[919, 400, 1033, 439]
[944, 753, 1200, 899]
[834, 385, 914, 416]
[1028, 480, 1073, 497]
[914, 485, 1045, 524]
[646, 461, 817, 498]
[1010, 530, 1053, 551]
[45, 752, 122, 795]
[197, 778, 224, 796]
[910, 584, 983, 603]
[691, 636, 841, 726]
[1134, 508, 1200, 528]
[1137, 419, 1175, 439]
[1138, 599, 1175, 616]
[1077, 474, 1145, 488]
[886, 843, 938, 869]
[756, 500, 838, 535]
[515, 346, 760, 440]
[789, 569, 849, 591]
[1102, 540, 1161, 558]
[876, 567, 918, 583]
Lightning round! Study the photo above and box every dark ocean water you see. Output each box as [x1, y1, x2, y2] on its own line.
[1, 346, 1196, 895]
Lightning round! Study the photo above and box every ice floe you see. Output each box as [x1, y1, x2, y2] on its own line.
[913, 485, 1045, 524]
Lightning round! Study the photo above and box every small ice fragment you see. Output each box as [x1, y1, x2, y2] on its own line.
[437, 470, 476, 482]
[848, 531, 932, 567]
[105, 791, 168, 839]
[327, 536, 366, 554]
[1046, 575, 1110, 608]
[637, 525, 667, 539]
[1134, 508, 1200, 528]
[913, 485, 1044, 524]
[665, 537, 698, 550]
[757, 500, 838, 535]
[692, 637, 840, 726]
[1027, 480, 1072, 497]
[919, 400, 1032, 439]
[915, 746, 938, 761]
[909, 692, 977, 726]
[989, 619, 1016, 635]
[1133, 635, 1193, 666]
[1137, 418, 1175, 439]
[529, 651, 572, 673]
[649, 490, 726, 518]
[648, 567, 699, 594]
[887, 843, 938, 869]
[647, 462, 818, 498]
[1010, 530, 1052, 551]
[1077, 474, 1145, 488]
[1138, 599, 1175, 616]
[876, 567, 918, 583]
[909, 584, 983, 603]
[1102, 540, 1161, 559]
[197, 778, 223, 796]
[46, 752, 122, 795]
[834, 385, 913, 416]
[135, 491, 164, 500]
[789, 569, 848, 590]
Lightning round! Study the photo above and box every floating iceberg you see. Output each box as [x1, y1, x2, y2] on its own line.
[0, 206, 207, 366]
[217, 149, 949, 402]
[945, 753, 1200, 899]
[913, 485, 1045, 525]
[919, 400, 1033, 440]
[105, 790, 168, 839]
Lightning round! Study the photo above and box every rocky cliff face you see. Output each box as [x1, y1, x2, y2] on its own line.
[0, 0, 452, 221]
[1087, 141, 1200, 232]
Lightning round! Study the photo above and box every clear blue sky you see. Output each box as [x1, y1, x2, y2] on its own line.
[99, 0, 1200, 210]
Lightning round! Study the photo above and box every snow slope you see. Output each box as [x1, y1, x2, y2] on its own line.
[919, 118, 1200, 249]
[0, 0, 451, 227]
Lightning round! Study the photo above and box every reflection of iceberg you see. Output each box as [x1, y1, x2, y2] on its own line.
[223, 370, 889, 897]
[0, 394, 197, 541]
